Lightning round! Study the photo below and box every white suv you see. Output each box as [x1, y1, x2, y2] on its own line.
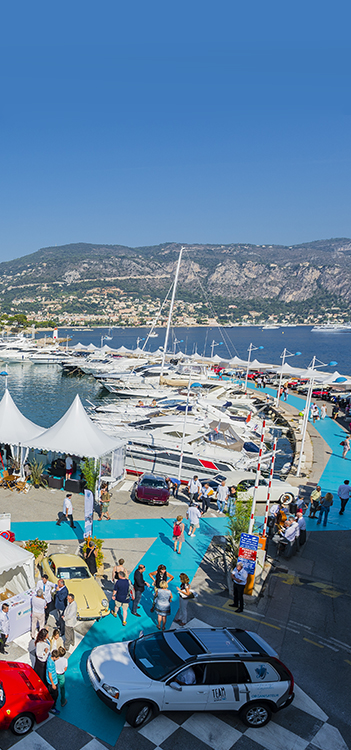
[87, 627, 294, 729]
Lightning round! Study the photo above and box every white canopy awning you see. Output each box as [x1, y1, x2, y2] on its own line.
[228, 356, 248, 366]
[86, 343, 98, 351]
[22, 394, 125, 458]
[72, 342, 87, 351]
[0, 536, 34, 576]
[0, 389, 44, 444]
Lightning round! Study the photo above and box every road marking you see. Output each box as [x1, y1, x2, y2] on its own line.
[285, 627, 300, 633]
[204, 601, 281, 629]
[329, 637, 351, 650]
[289, 620, 311, 629]
[318, 642, 339, 652]
[243, 610, 265, 617]
[303, 638, 324, 648]
[345, 660, 351, 666]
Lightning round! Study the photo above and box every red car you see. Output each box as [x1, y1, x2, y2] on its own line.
[132, 474, 170, 505]
[0, 660, 53, 735]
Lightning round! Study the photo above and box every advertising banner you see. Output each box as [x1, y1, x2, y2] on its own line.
[84, 489, 94, 539]
[238, 532, 259, 574]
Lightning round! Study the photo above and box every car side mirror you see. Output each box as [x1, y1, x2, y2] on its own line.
[169, 681, 182, 691]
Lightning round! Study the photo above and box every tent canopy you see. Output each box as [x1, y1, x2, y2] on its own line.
[0, 389, 44, 444]
[23, 394, 125, 458]
[0, 536, 34, 576]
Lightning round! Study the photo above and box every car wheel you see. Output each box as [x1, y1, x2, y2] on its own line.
[125, 701, 156, 728]
[239, 702, 272, 728]
[131, 489, 136, 500]
[164, 500, 169, 506]
[10, 713, 34, 736]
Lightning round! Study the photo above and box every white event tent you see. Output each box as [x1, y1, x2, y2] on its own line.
[22, 394, 125, 459]
[0, 389, 44, 445]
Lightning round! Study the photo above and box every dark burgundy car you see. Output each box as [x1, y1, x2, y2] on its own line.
[132, 474, 170, 505]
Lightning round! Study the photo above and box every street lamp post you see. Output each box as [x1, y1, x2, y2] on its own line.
[210, 340, 223, 358]
[296, 357, 337, 477]
[244, 344, 264, 392]
[275, 349, 301, 408]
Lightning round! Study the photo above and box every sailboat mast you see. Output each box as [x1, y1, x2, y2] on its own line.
[160, 246, 183, 380]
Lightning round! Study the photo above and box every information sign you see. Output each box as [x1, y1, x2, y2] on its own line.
[238, 532, 259, 574]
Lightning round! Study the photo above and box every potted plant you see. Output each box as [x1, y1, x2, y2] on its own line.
[29, 459, 45, 488]
[80, 458, 99, 494]
[24, 538, 48, 566]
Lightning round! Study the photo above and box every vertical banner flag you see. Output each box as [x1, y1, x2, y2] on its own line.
[84, 489, 94, 539]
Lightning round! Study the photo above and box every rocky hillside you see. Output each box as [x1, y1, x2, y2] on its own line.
[1, 238, 351, 313]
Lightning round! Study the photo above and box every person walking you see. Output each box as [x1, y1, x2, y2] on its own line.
[175, 573, 192, 626]
[216, 480, 229, 514]
[31, 589, 46, 639]
[154, 580, 172, 631]
[56, 493, 76, 529]
[85, 540, 98, 576]
[99, 483, 111, 520]
[342, 436, 351, 459]
[63, 593, 77, 650]
[53, 579, 68, 636]
[321, 404, 327, 419]
[317, 492, 333, 527]
[309, 486, 321, 518]
[229, 562, 248, 613]
[187, 475, 202, 502]
[173, 515, 185, 554]
[46, 651, 60, 715]
[112, 571, 132, 626]
[132, 564, 150, 617]
[55, 646, 68, 708]
[37, 574, 55, 623]
[186, 502, 202, 537]
[34, 628, 50, 683]
[200, 483, 213, 514]
[283, 386, 288, 401]
[0, 603, 10, 654]
[337, 480, 350, 515]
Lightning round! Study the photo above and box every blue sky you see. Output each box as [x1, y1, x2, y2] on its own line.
[0, 1, 350, 260]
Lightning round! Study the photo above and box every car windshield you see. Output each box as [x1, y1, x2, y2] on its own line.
[57, 567, 90, 580]
[140, 478, 165, 489]
[130, 632, 183, 680]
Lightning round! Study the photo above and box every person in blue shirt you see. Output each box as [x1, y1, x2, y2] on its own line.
[46, 650, 60, 715]
[112, 572, 131, 626]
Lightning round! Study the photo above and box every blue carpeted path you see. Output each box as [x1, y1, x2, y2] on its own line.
[13, 515, 227, 743]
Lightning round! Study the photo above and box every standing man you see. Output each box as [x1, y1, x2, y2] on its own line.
[57, 493, 76, 529]
[112, 571, 131, 626]
[229, 562, 248, 613]
[132, 564, 150, 617]
[0, 603, 10, 654]
[54, 579, 68, 636]
[187, 475, 202, 503]
[309, 486, 321, 518]
[63, 593, 77, 651]
[200, 483, 213, 514]
[296, 511, 306, 546]
[65, 455, 73, 481]
[337, 479, 350, 515]
[37, 573, 55, 623]
[216, 480, 229, 514]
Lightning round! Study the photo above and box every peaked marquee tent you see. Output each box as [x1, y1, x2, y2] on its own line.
[0, 389, 44, 445]
[22, 394, 125, 459]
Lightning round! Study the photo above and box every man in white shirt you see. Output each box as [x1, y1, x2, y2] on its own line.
[229, 562, 248, 613]
[63, 593, 77, 650]
[186, 503, 202, 537]
[200, 483, 213, 514]
[337, 480, 350, 515]
[37, 573, 55, 622]
[56, 493, 76, 529]
[31, 590, 46, 639]
[0, 603, 9, 654]
[187, 476, 202, 502]
[216, 480, 229, 513]
[296, 511, 306, 546]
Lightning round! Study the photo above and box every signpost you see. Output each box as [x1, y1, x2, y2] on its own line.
[238, 532, 259, 574]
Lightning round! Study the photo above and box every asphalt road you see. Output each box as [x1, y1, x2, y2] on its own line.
[189, 527, 351, 747]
